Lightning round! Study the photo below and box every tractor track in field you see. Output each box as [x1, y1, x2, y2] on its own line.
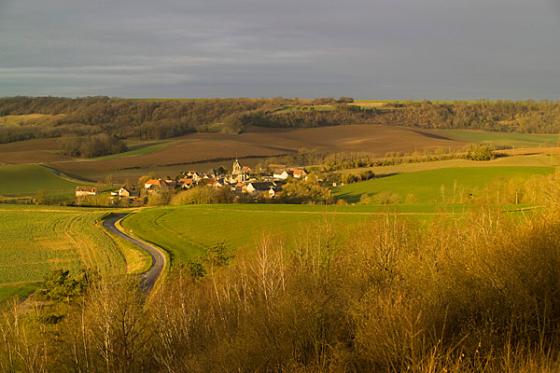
[103, 213, 166, 292]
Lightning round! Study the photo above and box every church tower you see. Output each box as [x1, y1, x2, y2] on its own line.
[231, 158, 243, 178]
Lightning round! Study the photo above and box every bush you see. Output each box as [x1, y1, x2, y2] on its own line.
[62, 134, 127, 158]
[280, 174, 333, 204]
[466, 144, 495, 161]
[170, 186, 233, 205]
[360, 191, 401, 205]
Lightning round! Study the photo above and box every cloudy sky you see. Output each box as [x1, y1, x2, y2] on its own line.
[1, 0, 560, 99]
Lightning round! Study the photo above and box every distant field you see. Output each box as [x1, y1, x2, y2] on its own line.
[3, 125, 558, 185]
[0, 164, 86, 197]
[273, 104, 336, 114]
[48, 125, 462, 182]
[351, 100, 395, 108]
[431, 129, 559, 147]
[336, 166, 554, 203]
[92, 140, 173, 161]
[340, 154, 560, 176]
[0, 114, 64, 127]
[0, 206, 137, 301]
[122, 204, 455, 265]
[0, 138, 71, 164]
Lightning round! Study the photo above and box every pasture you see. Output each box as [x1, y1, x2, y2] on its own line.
[0, 164, 84, 197]
[0, 206, 146, 301]
[339, 153, 560, 176]
[336, 166, 554, 203]
[0, 138, 71, 164]
[431, 129, 559, 147]
[122, 204, 451, 265]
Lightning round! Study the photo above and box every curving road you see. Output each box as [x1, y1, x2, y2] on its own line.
[103, 213, 166, 292]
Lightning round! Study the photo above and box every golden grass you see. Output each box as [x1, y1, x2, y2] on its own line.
[0, 114, 64, 126]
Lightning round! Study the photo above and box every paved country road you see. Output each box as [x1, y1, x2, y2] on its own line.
[103, 213, 166, 292]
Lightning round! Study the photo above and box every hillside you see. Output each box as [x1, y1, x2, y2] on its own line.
[3, 97, 560, 148]
[0, 207, 127, 300]
[336, 166, 554, 203]
[0, 164, 86, 196]
[46, 125, 463, 181]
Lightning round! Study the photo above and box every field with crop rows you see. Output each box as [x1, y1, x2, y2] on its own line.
[0, 206, 138, 301]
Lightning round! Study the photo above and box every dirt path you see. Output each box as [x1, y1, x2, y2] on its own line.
[103, 213, 166, 292]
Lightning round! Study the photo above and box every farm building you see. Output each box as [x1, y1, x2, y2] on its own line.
[273, 169, 290, 180]
[75, 186, 97, 197]
[144, 179, 162, 190]
[111, 187, 131, 197]
[291, 168, 308, 179]
[245, 182, 278, 198]
[178, 178, 194, 189]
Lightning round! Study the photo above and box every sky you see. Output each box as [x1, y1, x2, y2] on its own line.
[1, 0, 560, 99]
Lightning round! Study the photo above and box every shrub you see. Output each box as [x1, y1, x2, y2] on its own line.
[62, 134, 127, 158]
[466, 144, 495, 161]
[170, 186, 233, 205]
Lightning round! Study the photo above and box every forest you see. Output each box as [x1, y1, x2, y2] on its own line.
[2, 97, 560, 149]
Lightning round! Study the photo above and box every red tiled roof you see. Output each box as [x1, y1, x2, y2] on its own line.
[145, 179, 161, 186]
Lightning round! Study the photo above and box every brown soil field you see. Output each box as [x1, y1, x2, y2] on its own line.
[0, 138, 72, 164]
[45, 125, 463, 182]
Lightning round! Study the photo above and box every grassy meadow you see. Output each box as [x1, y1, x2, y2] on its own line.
[0, 206, 149, 301]
[337, 165, 555, 203]
[0, 164, 84, 197]
[433, 128, 560, 147]
[122, 204, 471, 265]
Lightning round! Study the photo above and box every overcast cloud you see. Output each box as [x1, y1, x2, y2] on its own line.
[1, 0, 560, 99]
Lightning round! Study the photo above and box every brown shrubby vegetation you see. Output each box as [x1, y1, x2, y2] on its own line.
[62, 133, 127, 158]
[170, 187, 234, 205]
[280, 174, 334, 204]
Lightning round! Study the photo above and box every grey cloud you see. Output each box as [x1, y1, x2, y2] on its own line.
[1, 0, 560, 98]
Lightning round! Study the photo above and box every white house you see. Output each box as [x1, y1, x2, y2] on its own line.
[75, 186, 97, 197]
[273, 169, 290, 180]
[111, 187, 131, 197]
[291, 168, 307, 179]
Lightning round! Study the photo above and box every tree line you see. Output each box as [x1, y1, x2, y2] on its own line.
[3, 97, 560, 148]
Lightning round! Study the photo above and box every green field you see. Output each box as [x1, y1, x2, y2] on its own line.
[0, 206, 146, 301]
[122, 204, 452, 265]
[92, 140, 172, 161]
[336, 166, 554, 203]
[0, 164, 85, 196]
[433, 129, 559, 147]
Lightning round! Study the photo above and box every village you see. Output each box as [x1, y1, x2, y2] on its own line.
[75, 159, 309, 203]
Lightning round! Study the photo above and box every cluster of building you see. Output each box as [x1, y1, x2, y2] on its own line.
[143, 159, 308, 199]
[75, 159, 308, 202]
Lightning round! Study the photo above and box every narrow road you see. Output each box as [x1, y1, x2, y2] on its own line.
[103, 213, 166, 292]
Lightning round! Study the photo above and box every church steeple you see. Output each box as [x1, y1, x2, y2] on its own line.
[232, 158, 242, 176]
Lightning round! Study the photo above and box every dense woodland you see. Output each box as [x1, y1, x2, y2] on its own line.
[3, 97, 560, 147]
